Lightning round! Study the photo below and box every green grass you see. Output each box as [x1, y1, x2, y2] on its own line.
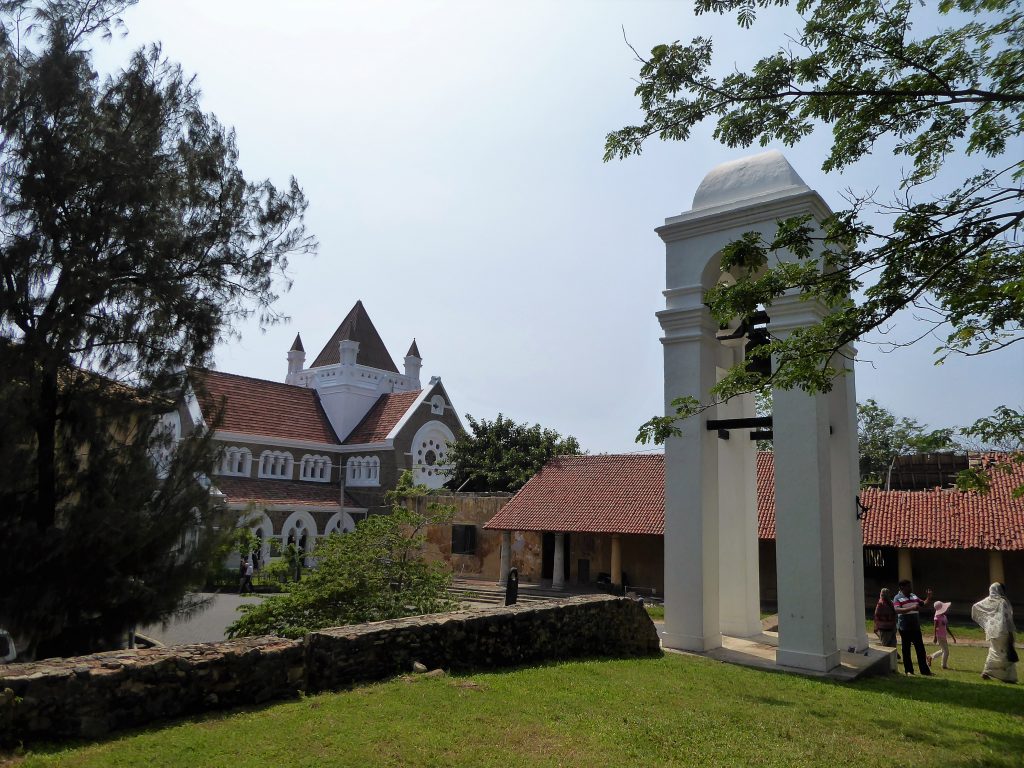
[645, 604, 664, 620]
[9, 646, 1021, 768]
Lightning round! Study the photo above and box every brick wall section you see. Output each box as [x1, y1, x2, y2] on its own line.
[0, 596, 659, 745]
[0, 636, 304, 745]
[305, 595, 661, 693]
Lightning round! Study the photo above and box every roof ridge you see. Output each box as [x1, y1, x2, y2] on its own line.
[193, 367, 315, 393]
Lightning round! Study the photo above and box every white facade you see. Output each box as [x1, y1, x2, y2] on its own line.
[658, 151, 866, 672]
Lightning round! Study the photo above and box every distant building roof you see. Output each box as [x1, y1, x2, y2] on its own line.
[191, 368, 339, 444]
[290, 333, 304, 352]
[488, 452, 1024, 551]
[485, 454, 665, 536]
[213, 476, 360, 508]
[311, 300, 399, 372]
[407, 339, 420, 358]
[344, 390, 421, 444]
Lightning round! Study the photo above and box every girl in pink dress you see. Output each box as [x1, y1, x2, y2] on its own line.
[930, 600, 957, 669]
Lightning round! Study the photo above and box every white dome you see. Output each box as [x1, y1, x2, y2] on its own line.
[692, 150, 809, 210]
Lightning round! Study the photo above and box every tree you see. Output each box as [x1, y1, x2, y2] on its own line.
[227, 473, 457, 639]
[857, 399, 960, 487]
[0, 1, 313, 657]
[607, 1, 1023, 456]
[443, 413, 583, 493]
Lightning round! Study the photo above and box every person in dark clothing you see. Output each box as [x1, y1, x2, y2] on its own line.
[873, 588, 897, 647]
[894, 579, 934, 675]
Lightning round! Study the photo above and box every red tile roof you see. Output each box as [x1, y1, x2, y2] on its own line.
[344, 390, 421, 444]
[213, 476, 361, 508]
[191, 369, 339, 444]
[484, 454, 665, 535]
[490, 452, 1024, 551]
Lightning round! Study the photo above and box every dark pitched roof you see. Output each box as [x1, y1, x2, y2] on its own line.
[311, 300, 398, 372]
[343, 390, 422, 444]
[407, 339, 420, 358]
[489, 451, 1024, 551]
[485, 454, 665, 535]
[290, 333, 304, 352]
[213, 476, 360, 508]
[191, 369, 340, 444]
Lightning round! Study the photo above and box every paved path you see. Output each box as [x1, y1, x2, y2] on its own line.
[139, 592, 264, 647]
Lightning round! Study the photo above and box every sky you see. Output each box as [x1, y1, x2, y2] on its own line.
[92, 0, 1023, 454]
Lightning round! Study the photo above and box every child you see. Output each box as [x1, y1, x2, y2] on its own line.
[929, 600, 957, 669]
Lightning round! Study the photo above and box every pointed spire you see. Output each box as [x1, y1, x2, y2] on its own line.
[407, 339, 420, 358]
[290, 333, 304, 352]
[311, 300, 399, 372]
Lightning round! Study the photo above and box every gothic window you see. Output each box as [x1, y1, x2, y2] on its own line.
[430, 394, 446, 415]
[258, 450, 294, 479]
[300, 454, 332, 482]
[218, 446, 253, 477]
[411, 421, 455, 489]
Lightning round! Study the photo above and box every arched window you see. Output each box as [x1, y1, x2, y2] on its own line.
[218, 446, 253, 477]
[346, 455, 380, 487]
[300, 454, 331, 482]
[324, 511, 356, 536]
[258, 450, 294, 479]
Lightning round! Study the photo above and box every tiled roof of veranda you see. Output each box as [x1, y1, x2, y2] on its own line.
[213, 476, 361, 508]
[488, 452, 1024, 551]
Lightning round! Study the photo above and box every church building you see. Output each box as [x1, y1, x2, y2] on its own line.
[169, 300, 464, 564]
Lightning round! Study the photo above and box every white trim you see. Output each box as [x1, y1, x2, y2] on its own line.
[214, 430, 341, 453]
[337, 440, 392, 453]
[257, 450, 295, 480]
[226, 502, 367, 513]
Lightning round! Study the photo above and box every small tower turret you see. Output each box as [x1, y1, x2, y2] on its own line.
[339, 338, 360, 367]
[286, 333, 305, 385]
[404, 339, 422, 387]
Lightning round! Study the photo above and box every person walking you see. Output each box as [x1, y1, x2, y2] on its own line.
[972, 583, 1018, 683]
[873, 588, 898, 648]
[241, 559, 255, 594]
[894, 579, 933, 675]
[929, 600, 956, 670]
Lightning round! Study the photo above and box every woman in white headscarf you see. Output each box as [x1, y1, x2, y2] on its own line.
[971, 583, 1018, 683]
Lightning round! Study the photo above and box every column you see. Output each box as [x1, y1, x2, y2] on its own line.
[772, 298, 840, 672]
[830, 348, 868, 652]
[611, 534, 623, 588]
[717, 351, 761, 638]
[551, 532, 566, 590]
[989, 550, 1005, 585]
[498, 531, 512, 585]
[898, 548, 913, 583]
[659, 300, 722, 652]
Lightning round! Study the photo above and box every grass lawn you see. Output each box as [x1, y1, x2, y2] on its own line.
[8, 646, 1021, 768]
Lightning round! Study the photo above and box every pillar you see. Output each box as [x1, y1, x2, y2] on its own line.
[772, 298, 840, 673]
[611, 534, 623, 588]
[898, 548, 913, 583]
[551, 532, 566, 590]
[830, 347, 868, 652]
[716, 358, 761, 638]
[498, 531, 512, 586]
[989, 550, 1005, 586]
[659, 298, 722, 652]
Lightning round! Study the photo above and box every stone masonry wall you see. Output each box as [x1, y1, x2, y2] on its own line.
[305, 595, 661, 692]
[0, 596, 659, 746]
[0, 636, 304, 744]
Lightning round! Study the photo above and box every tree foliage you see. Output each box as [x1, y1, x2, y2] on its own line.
[857, 399, 960, 487]
[608, 1, 1023, 451]
[227, 482, 457, 639]
[443, 413, 583, 493]
[0, 1, 313, 657]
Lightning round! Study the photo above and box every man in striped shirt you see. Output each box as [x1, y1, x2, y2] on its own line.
[894, 579, 934, 675]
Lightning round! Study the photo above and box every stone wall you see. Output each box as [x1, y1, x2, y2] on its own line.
[0, 596, 659, 746]
[0, 636, 303, 745]
[305, 595, 661, 692]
